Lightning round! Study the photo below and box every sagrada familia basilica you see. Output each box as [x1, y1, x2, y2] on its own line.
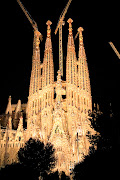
[0, 0, 98, 176]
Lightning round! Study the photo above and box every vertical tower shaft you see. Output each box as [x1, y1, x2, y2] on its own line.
[41, 20, 54, 141]
[77, 27, 92, 111]
[66, 18, 77, 85]
[29, 30, 41, 96]
[27, 30, 41, 135]
[42, 20, 54, 88]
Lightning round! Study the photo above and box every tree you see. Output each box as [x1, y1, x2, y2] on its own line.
[72, 150, 117, 180]
[45, 170, 70, 180]
[18, 138, 56, 179]
[0, 163, 33, 180]
[72, 107, 118, 179]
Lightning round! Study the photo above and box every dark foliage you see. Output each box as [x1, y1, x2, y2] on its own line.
[44, 170, 70, 180]
[0, 138, 70, 180]
[18, 138, 56, 179]
[73, 108, 119, 179]
[72, 149, 118, 180]
[0, 163, 34, 180]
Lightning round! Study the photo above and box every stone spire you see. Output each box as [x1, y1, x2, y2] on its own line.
[29, 30, 41, 96]
[66, 18, 77, 85]
[77, 27, 91, 93]
[67, 18, 73, 35]
[42, 20, 54, 88]
[77, 27, 92, 110]
[15, 100, 22, 119]
[46, 20, 52, 38]
[27, 30, 42, 132]
[5, 96, 12, 115]
[78, 27, 84, 45]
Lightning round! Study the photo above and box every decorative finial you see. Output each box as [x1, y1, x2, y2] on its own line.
[78, 27, 84, 45]
[46, 20, 52, 26]
[67, 18, 73, 34]
[34, 30, 42, 50]
[46, 20, 52, 37]
[8, 95, 11, 103]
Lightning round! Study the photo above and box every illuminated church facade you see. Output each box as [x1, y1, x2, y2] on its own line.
[0, 18, 97, 175]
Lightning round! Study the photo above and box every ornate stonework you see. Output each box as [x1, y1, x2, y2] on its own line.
[0, 18, 97, 175]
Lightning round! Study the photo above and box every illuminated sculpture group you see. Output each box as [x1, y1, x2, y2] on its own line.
[0, 16, 97, 176]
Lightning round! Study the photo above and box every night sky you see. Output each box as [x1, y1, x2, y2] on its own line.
[0, 0, 120, 115]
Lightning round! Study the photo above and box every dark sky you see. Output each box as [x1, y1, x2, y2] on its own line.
[0, 0, 120, 114]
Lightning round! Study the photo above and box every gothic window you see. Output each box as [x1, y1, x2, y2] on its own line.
[87, 99, 88, 106]
[19, 137, 21, 141]
[81, 108, 83, 113]
[41, 68, 42, 75]
[45, 101, 47, 107]
[77, 65, 78, 72]
[72, 91, 73, 98]
[72, 100, 73, 106]
[84, 98, 86, 105]
[62, 95, 66, 99]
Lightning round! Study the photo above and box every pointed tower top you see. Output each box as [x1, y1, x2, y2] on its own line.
[67, 18, 73, 34]
[8, 95, 11, 102]
[78, 27, 84, 32]
[46, 20, 52, 37]
[67, 18, 73, 24]
[5, 95, 12, 115]
[46, 20, 52, 26]
[34, 30, 42, 50]
[78, 27, 84, 45]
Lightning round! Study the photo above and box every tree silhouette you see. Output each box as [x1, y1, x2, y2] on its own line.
[0, 162, 33, 180]
[72, 107, 118, 179]
[45, 170, 70, 180]
[18, 138, 56, 179]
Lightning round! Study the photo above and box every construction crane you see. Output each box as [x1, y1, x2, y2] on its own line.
[109, 42, 120, 59]
[74, 31, 79, 40]
[55, 0, 72, 76]
[17, 0, 43, 43]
